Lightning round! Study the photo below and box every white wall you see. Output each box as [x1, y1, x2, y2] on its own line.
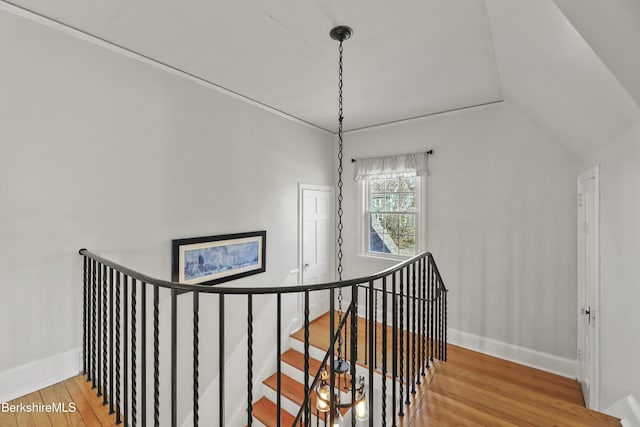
[584, 122, 640, 409]
[0, 6, 334, 397]
[341, 103, 579, 360]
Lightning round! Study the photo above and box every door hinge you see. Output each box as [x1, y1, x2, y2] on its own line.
[578, 193, 584, 207]
[581, 306, 594, 325]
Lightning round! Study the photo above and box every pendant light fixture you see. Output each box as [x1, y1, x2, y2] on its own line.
[314, 24, 369, 426]
[332, 23, 351, 380]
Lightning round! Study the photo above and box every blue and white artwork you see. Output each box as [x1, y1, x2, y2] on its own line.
[183, 241, 260, 281]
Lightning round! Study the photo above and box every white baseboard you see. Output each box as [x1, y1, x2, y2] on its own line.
[605, 394, 640, 427]
[448, 328, 577, 378]
[0, 348, 82, 403]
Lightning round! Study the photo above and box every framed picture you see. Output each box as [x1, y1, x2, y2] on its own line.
[172, 231, 266, 285]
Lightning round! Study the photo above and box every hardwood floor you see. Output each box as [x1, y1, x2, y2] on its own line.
[415, 344, 619, 426]
[0, 375, 117, 427]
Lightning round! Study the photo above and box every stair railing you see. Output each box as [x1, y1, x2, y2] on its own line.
[79, 248, 447, 427]
[291, 253, 448, 427]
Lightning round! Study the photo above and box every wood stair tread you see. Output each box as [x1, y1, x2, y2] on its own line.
[263, 372, 349, 417]
[252, 396, 296, 427]
[290, 311, 436, 383]
[281, 348, 353, 392]
[281, 348, 323, 374]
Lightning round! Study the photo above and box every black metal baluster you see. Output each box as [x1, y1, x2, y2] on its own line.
[344, 295, 349, 380]
[329, 288, 335, 427]
[425, 258, 430, 366]
[441, 280, 445, 360]
[438, 278, 442, 360]
[444, 288, 448, 361]
[131, 279, 137, 427]
[109, 268, 115, 412]
[392, 273, 398, 426]
[436, 280, 440, 360]
[83, 255, 87, 376]
[141, 283, 147, 427]
[351, 285, 358, 427]
[382, 277, 388, 426]
[436, 278, 439, 360]
[411, 263, 416, 394]
[92, 260, 97, 385]
[193, 291, 200, 427]
[171, 290, 177, 427]
[276, 294, 281, 427]
[219, 294, 225, 427]
[427, 257, 431, 363]
[304, 290, 310, 427]
[247, 294, 253, 427]
[123, 275, 129, 427]
[417, 259, 423, 380]
[365, 285, 369, 365]
[421, 258, 427, 373]
[430, 259, 435, 362]
[153, 286, 160, 427]
[398, 269, 404, 417]
[374, 286, 378, 369]
[103, 265, 109, 404]
[368, 280, 375, 427]
[89, 258, 95, 384]
[100, 265, 109, 405]
[115, 271, 121, 424]
[405, 267, 410, 405]
[96, 263, 102, 394]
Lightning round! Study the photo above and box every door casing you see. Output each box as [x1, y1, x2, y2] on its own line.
[577, 165, 600, 410]
[297, 183, 335, 323]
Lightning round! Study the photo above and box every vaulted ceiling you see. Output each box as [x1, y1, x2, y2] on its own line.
[5, 0, 640, 157]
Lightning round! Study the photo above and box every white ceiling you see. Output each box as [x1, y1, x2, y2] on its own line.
[486, 0, 640, 158]
[4, 0, 640, 155]
[7, 0, 503, 132]
[553, 0, 640, 110]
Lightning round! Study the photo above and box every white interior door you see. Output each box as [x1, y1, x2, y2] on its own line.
[577, 167, 600, 410]
[299, 184, 335, 320]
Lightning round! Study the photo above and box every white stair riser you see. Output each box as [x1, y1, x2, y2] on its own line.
[281, 360, 314, 384]
[280, 362, 356, 402]
[261, 385, 329, 426]
[261, 383, 305, 420]
[289, 339, 327, 362]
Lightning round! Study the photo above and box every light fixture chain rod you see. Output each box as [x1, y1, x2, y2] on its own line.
[337, 39, 344, 282]
[336, 38, 345, 363]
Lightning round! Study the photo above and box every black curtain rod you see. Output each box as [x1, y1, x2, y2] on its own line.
[351, 149, 433, 163]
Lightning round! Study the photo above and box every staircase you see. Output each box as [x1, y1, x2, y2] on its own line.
[252, 348, 350, 426]
[251, 311, 440, 427]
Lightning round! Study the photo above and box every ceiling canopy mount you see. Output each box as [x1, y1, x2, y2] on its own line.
[329, 25, 353, 42]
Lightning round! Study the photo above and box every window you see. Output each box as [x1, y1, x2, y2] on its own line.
[365, 174, 419, 257]
[354, 151, 428, 259]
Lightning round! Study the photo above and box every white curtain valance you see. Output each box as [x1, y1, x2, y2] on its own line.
[353, 152, 429, 181]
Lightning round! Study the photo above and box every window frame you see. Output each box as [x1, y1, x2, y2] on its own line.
[358, 174, 424, 261]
